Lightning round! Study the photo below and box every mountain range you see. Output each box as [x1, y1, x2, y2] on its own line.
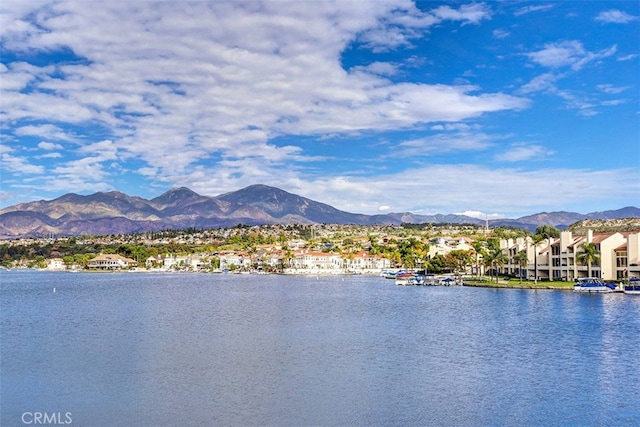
[1, 184, 638, 238]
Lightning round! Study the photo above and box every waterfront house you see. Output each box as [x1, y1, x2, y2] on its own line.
[344, 251, 391, 272]
[87, 254, 138, 270]
[289, 250, 343, 272]
[46, 258, 66, 271]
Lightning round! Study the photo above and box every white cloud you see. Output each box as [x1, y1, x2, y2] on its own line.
[395, 132, 493, 158]
[514, 5, 554, 17]
[596, 84, 630, 94]
[492, 29, 510, 39]
[291, 165, 639, 217]
[595, 10, 638, 24]
[431, 3, 492, 25]
[495, 143, 554, 162]
[527, 41, 587, 68]
[617, 53, 639, 61]
[358, 2, 491, 51]
[0, 1, 528, 188]
[351, 61, 400, 76]
[600, 99, 628, 107]
[2, 1, 634, 217]
[15, 124, 78, 142]
[39, 152, 63, 159]
[1, 151, 45, 175]
[518, 72, 562, 94]
[527, 40, 616, 71]
[456, 210, 504, 220]
[38, 141, 63, 150]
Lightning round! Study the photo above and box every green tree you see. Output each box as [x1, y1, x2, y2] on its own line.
[514, 250, 528, 283]
[445, 250, 474, 275]
[530, 233, 546, 283]
[577, 242, 600, 278]
[484, 247, 508, 283]
[472, 240, 487, 277]
[426, 254, 446, 274]
[534, 225, 560, 239]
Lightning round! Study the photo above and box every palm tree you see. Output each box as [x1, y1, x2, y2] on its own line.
[472, 240, 487, 277]
[484, 247, 508, 283]
[531, 234, 546, 284]
[577, 242, 600, 278]
[281, 249, 295, 272]
[514, 250, 528, 283]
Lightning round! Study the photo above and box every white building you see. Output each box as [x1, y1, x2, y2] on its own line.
[87, 254, 137, 270]
[46, 258, 66, 270]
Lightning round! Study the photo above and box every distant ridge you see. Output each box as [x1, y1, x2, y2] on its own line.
[0, 185, 638, 238]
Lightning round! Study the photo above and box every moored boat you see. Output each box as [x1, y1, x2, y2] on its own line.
[624, 278, 640, 295]
[573, 277, 616, 293]
[395, 273, 414, 286]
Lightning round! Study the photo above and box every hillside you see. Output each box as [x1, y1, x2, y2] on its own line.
[0, 185, 638, 238]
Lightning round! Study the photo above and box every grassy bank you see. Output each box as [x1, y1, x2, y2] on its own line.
[464, 277, 574, 290]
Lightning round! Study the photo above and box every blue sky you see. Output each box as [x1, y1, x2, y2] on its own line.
[1, 1, 638, 218]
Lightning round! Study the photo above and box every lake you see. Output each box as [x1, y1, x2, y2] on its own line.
[2, 271, 639, 426]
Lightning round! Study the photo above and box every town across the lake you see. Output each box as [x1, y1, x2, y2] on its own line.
[3, 222, 639, 283]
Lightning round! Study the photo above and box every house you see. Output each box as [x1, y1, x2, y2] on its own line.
[344, 251, 391, 272]
[219, 252, 245, 270]
[46, 258, 66, 271]
[289, 250, 343, 272]
[87, 254, 137, 270]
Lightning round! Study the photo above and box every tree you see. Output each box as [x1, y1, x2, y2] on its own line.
[484, 247, 508, 283]
[446, 250, 474, 276]
[534, 225, 560, 239]
[472, 240, 487, 277]
[514, 250, 528, 283]
[577, 242, 600, 278]
[426, 254, 446, 274]
[281, 249, 295, 271]
[530, 233, 546, 284]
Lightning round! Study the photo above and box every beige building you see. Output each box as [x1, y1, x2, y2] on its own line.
[501, 230, 640, 281]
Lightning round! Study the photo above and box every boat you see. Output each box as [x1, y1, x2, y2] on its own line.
[395, 273, 414, 286]
[624, 278, 640, 295]
[573, 277, 616, 293]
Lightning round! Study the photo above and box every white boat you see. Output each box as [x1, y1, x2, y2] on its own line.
[395, 273, 415, 286]
[624, 278, 640, 295]
[573, 277, 616, 293]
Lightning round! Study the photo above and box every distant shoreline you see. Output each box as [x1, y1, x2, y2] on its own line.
[3, 268, 618, 292]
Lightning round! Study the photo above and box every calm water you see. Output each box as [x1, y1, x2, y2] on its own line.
[1, 271, 639, 426]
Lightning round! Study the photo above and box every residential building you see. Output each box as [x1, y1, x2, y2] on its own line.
[290, 250, 343, 271]
[501, 230, 640, 281]
[87, 254, 137, 270]
[46, 258, 66, 270]
[344, 251, 391, 272]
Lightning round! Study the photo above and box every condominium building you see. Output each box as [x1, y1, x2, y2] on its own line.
[501, 230, 640, 281]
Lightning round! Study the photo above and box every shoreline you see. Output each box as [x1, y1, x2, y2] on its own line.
[462, 281, 574, 291]
[3, 269, 626, 292]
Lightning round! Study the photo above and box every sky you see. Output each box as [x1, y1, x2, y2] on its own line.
[1, 1, 639, 219]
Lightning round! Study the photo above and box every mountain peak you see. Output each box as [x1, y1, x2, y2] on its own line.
[150, 187, 209, 210]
